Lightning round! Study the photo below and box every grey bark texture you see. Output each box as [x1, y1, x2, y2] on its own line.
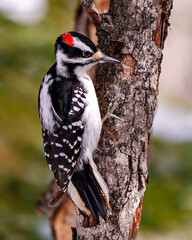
[76, 0, 173, 239]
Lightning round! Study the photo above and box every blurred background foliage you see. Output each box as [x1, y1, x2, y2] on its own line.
[0, 0, 192, 239]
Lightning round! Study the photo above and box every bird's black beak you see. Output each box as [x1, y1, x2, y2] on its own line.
[92, 50, 120, 63]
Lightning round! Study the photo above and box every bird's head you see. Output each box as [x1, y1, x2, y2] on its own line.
[55, 31, 120, 76]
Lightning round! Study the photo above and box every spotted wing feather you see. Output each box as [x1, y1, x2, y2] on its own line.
[42, 82, 86, 191]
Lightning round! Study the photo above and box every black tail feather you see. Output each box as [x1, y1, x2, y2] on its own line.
[81, 188, 99, 222]
[87, 172, 107, 220]
[71, 164, 107, 223]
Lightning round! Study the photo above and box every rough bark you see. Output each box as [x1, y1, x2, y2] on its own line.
[76, 0, 173, 239]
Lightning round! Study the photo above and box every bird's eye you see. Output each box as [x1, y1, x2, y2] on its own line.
[82, 51, 93, 58]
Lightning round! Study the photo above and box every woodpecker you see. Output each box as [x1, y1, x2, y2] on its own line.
[38, 31, 120, 223]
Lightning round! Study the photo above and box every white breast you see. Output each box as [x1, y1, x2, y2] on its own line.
[81, 75, 102, 156]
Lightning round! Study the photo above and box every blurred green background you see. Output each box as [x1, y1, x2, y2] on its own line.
[0, 0, 192, 239]
[0, 1, 77, 239]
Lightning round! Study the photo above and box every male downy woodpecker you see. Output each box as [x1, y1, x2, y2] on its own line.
[38, 31, 120, 222]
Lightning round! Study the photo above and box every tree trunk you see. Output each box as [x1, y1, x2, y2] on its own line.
[76, 0, 173, 239]
[37, 1, 173, 239]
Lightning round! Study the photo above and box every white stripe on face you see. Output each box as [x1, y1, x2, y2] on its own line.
[73, 37, 92, 52]
[56, 49, 89, 64]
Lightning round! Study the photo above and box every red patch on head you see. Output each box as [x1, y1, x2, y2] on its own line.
[62, 32, 74, 47]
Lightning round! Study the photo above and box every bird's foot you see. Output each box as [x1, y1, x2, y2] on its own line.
[102, 100, 128, 123]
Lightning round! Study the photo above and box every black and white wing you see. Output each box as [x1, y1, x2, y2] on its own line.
[40, 79, 86, 192]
